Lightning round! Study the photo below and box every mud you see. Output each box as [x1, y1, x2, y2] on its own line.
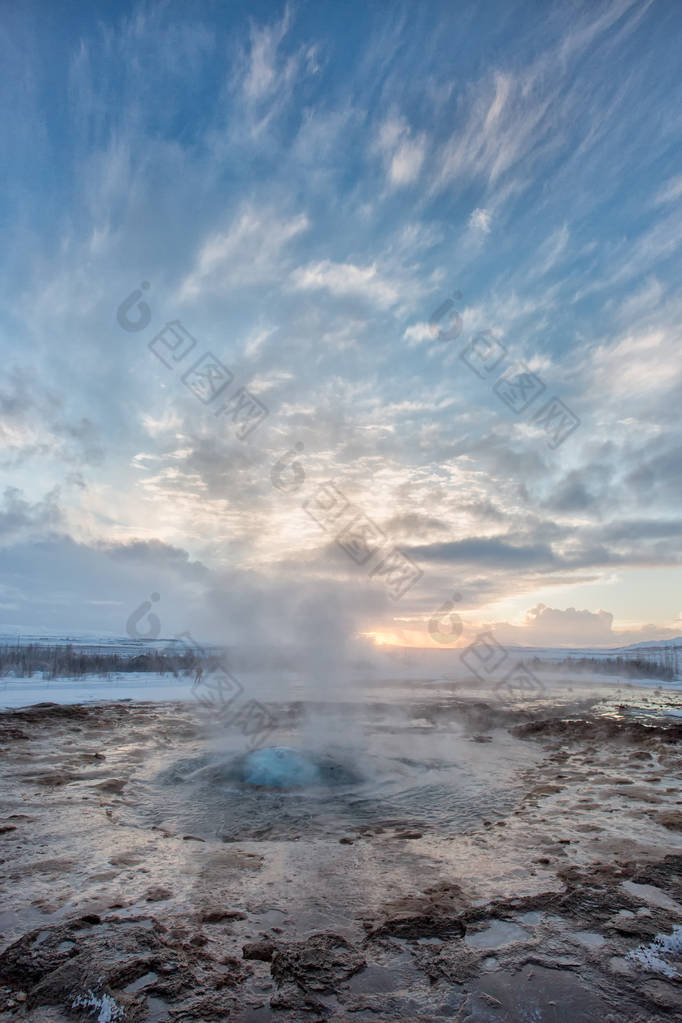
[0, 683, 681, 1021]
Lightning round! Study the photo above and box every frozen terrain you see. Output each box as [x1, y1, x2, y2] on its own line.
[0, 656, 681, 1021]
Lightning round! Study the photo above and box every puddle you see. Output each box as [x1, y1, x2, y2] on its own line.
[466, 963, 607, 1021]
[123, 971, 159, 994]
[568, 930, 606, 949]
[464, 919, 529, 949]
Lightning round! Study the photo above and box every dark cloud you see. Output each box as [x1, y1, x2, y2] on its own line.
[103, 539, 210, 582]
[382, 512, 450, 537]
[545, 463, 614, 513]
[407, 536, 556, 568]
[0, 487, 62, 540]
[625, 440, 682, 507]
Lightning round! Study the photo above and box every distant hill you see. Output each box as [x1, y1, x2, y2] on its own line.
[618, 637, 682, 651]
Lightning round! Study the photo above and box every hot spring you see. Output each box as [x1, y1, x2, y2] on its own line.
[138, 702, 542, 842]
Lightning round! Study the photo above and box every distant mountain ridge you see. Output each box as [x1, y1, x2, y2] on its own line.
[618, 637, 682, 650]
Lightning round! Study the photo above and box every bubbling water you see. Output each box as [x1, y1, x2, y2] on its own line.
[159, 746, 363, 791]
[145, 705, 541, 841]
[239, 746, 363, 788]
[242, 746, 321, 787]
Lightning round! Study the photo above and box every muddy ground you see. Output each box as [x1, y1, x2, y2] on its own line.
[0, 684, 681, 1022]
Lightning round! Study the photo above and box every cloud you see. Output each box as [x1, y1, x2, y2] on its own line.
[0, 487, 62, 541]
[653, 173, 682, 206]
[521, 603, 614, 643]
[469, 208, 492, 234]
[230, 4, 320, 141]
[179, 204, 309, 300]
[375, 112, 426, 188]
[242, 6, 294, 102]
[407, 536, 555, 569]
[492, 603, 681, 649]
[0, 368, 104, 468]
[289, 259, 401, 308]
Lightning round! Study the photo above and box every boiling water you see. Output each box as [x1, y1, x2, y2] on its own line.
[141, 703, 540, 841]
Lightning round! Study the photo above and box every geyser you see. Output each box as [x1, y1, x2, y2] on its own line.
[159, 747, 363, 792]
[238, 746, 363, 789]
[242, 746, 321, 788]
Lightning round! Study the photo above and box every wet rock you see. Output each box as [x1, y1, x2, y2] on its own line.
[144, 887, 173, 903]
[33, 771, 82, 787]
[414, 943, 480, 984]
[201, 908, 247, 923]
[243, 940, 276, 962]
[0, 917, 175, 1009]
[270, 981, 327, 1013]
[368, 913, 465, 941]
[529, 784, 564, 796]
[366, 881, 468, 942]
[0, 913, 248, 1017]
[658, 811, 682, 831]
[608, 910, 660, 938]
[96, 778, 127, 794]
[271, 933, 365, 992]
[642, 978, 681, 1010]
[109, 851, 145, 867]
[609, 955, 635, 975]
[215, 956, 250, 987]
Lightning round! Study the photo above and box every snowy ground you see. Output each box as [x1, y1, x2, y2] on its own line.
[0, 672, 194, 709]
[1, 662, 680, 713]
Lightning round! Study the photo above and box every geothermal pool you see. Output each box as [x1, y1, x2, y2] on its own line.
[140, 705, 540, 841]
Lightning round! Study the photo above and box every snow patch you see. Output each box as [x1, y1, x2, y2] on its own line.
[71, 990, 125, 1022]
[626, 925, 682, 979]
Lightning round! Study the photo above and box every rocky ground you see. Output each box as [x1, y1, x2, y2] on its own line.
[0, 687, 681, 1022]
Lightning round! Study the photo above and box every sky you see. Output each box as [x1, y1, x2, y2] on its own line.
[1, 0, 682, 651]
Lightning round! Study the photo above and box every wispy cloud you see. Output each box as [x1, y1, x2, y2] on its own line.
[179, 205, 309, 300]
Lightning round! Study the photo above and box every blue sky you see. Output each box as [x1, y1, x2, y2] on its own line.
[1, 0, 682, 647]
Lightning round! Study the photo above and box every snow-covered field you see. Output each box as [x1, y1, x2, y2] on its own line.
[0, 672, 194, 709]
[1, 632, 680, 710]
